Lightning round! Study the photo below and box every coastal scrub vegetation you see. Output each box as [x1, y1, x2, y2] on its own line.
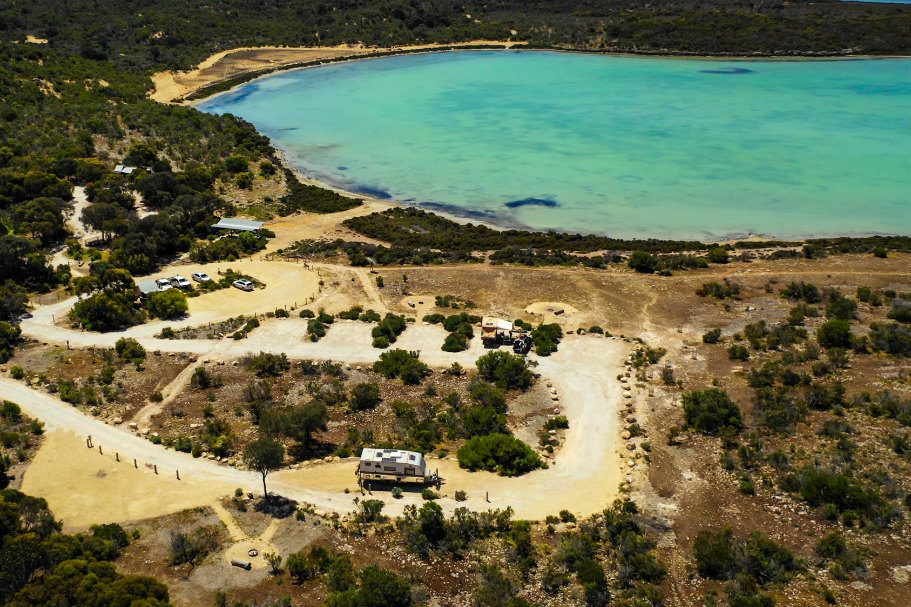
[1, 1, 907, 76]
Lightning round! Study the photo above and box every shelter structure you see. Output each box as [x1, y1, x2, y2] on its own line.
[113, 165, 136, 175]
[135, 279, 164, 299]
[211, 218, 264, 232]
[481, 317, 514, 345]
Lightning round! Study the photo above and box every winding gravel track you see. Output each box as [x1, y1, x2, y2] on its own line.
[10, 291, 628, 519]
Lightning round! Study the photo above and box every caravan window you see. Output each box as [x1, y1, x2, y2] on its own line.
[383, 466, 396, 472]
[405, 467, 415, 475]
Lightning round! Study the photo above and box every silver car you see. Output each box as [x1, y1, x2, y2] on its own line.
[232, 279, 254, 292]
[192, 272, 212, 283]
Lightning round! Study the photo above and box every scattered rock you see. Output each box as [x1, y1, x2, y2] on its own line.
[890, 565, 911, 584]
[621, 431, 632, 440]
[254, 495, 298, 519]
[141, 428, 150, 436]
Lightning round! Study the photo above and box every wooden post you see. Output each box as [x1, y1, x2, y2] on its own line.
[176, 470, 180, 480]
[116, 452, 119, 462]
[98, 445, 103, 455]
[486, 491, 490, 503]
[134, 458, 138, 468]
[154, 464, 158, 474]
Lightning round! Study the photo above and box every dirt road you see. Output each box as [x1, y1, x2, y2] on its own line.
[12, 300, 629, 524]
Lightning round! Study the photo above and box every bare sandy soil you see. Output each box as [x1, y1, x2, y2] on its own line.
[150, 41, 522, 104]
[10, 239, 911, 607]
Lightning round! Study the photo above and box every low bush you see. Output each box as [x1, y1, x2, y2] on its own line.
[531, 323, 562, 356]
[372, 313, 407, 345]
[457, 433, 543, 476]
[373, 349, 430, 385]
[349, 382, 381, 411]
[475, 351, 532, 390]
[702, 328, 722, 344]
[683, 389, 743, 435]
[250, 351, 291, 376]
[728, 344, 750, 360]
[307, 319, 327, 341]
[693, 527, 801, 584]
[696, 279, 740, 299]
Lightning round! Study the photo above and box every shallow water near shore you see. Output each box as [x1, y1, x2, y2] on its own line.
[198, 51, 911, 239]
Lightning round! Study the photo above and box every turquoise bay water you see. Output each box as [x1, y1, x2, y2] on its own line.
[199, 51, 911, 239]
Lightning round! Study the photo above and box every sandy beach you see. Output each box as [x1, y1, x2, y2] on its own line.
[149, 40, 522, 104]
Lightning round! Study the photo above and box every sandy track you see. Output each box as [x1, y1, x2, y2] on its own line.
[12, 298, 629, 524]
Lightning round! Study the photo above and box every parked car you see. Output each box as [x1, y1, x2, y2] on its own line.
[232, 279, 254, 292]
[191, 272, 212, 283]
[155, 278, 173, 291]
[170, 276, 192, 289]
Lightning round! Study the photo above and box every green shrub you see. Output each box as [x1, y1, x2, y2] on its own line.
[475, 351, 532, 390]
[146, 289, 188, 319]
[531, 323, 562, 356]
[337, 305, 363, 320]
[421, 488, 439, 500]
[307, 319, 327, 341]
[0, 322, 22, 363]
[441, 332, 468, 352]
[817, 319, 853, 349]
[9, 365, 25, 380]
[683, 389, 743, 435]
[372, 335, 389, 348]
[628, 250, 657, 273]
[114, 337, 146, 364]
[1, 400, 22, 421]
[693, 527, 800, 584]
[250, 351, 290, 376]
[373, 349, 430, 385]
[702, 328, 722, 344]
[696, 279, 740, 299]
[727, 344, 750, 360]
[350, 382, 381, 411]
[869, 322, 911, 357]
[457, 433, 543, 476]
[544, 416, 569, 430]
[299, 309, 315, 318]
[372, 313, 407, 344]
[780, 281, 821, 303]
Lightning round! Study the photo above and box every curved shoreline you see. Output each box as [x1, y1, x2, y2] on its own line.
[152, 42, 908, 105]
[153, 46, 911, 242]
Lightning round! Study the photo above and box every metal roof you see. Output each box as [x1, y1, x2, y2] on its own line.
[211, 218, 264, 232]
[360, 448, 423, 465]
[136, 279, 162, 294]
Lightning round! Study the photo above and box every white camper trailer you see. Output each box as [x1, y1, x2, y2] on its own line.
[357, 448, 438, 485]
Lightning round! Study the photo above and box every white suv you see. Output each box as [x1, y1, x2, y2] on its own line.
[170, 276, 192, 289]
[232, 279, 254, 291]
